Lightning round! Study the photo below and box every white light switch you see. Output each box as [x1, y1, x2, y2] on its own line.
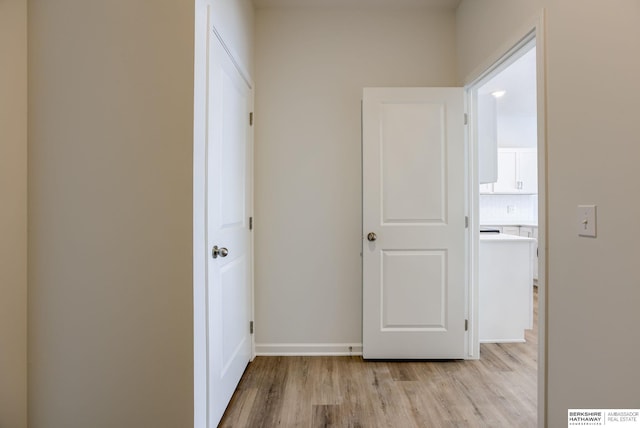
[577, 205, 597, 238]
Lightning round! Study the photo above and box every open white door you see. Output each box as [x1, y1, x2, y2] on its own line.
[194, 9, 253, 426]
[362, 87, 466, 359]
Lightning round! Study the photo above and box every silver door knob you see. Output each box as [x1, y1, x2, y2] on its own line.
[367, 232, 377, 242]
[212, 246, 229, 259]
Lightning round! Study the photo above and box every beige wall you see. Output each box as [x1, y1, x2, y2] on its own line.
[0, 0, 28, 427]
[254, 6, 457, 351]
[27, 0, 195, 426]
[458, 1, 640, 426]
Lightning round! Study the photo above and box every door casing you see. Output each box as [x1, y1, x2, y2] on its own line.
[464, 12, 547, 427]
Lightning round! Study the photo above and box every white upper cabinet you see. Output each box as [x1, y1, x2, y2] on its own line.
[478, 94, 498, 184]
[517, 149, 538, 193]
[493, 150, 518, 193]
[483, 148, 537, 194]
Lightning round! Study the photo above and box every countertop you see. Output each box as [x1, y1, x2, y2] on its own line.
[479, 233, 536, 242]
[480, 221, 538, 227]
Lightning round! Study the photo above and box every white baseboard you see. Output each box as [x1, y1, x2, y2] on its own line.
[255, 342, 363, 356]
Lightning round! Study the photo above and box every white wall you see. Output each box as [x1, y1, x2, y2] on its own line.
[27, 1, 197, 426]
[254, 6, 457, 352]
[458, 1, 640, 426]
[497, 115, 537, 148]
[0, 0, 27, 427]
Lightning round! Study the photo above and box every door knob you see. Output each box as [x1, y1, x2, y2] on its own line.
[367, 232, 377, 242]
[212, 246, 229, 259]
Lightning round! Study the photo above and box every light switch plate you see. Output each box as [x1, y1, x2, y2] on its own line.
[577, 205, 597, 238]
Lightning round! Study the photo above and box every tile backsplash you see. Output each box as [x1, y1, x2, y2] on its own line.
[479, 194, 538, 224]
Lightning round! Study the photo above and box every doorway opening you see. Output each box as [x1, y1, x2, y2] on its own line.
[476, 41, 538, 344]
[466, 23, 546, 426]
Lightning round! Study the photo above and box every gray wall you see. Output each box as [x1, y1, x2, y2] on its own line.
[0, 0, 27, 427]
[28, 0, 195, 426]
[254, 6, 457, 352]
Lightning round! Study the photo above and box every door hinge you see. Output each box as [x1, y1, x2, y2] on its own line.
[465, 319, 468, 331]
[464, 113, 468, 125]
[465, 216, 469, 228]
[250, 321, 254, 334]
[249, 216, 253, 230]
[249, 112, 254, 126]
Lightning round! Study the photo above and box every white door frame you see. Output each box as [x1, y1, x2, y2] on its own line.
[193, 2, 255, 426]
[464, 11, 547, 428]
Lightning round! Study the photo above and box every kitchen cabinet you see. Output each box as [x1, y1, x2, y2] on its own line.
[532, 227, 539, 281]
[482, 148, 537, 194]
[502, 226, 520, 236]
[517, 227, 538, 282]
[517, 150, 538, 193]
[484, 225, 539, 282]
[479, 234, 536, 342]
[518, 226, 534, 238]
[478, 94, 498, 184]
[479, 183, 493, 194]
[493, 150, 518, 192]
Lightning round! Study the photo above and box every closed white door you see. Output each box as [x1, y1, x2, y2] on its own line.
[205, 28, 252, 426]
[362, 88, 466, 359]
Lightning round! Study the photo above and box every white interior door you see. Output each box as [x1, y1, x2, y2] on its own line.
[362, 87, 466, 359]
[205, 28, 252, 426]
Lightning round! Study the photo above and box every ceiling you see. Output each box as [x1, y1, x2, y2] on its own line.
[252, 0, 461, 9]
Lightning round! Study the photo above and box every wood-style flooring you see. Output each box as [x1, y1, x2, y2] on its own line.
[220, 289, 538, 427]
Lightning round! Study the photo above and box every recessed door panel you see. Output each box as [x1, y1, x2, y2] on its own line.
[381, 103, 446, 224]
[381, 250, 447, 330]
[221, 256, 248, 374]
[220, 70, 247, 230]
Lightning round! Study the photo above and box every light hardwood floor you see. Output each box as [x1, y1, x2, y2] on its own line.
[220, 290, 538, 427]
